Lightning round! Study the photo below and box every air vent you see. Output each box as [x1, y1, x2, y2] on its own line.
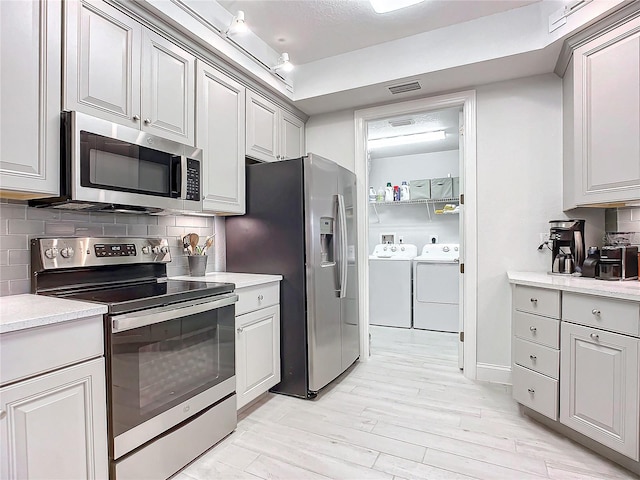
[388, 81, 421, 95]
[388, 119, 414, 128]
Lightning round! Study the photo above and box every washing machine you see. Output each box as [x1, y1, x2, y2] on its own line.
[369, 243, 418, 328]
[413, 243, 460, 332]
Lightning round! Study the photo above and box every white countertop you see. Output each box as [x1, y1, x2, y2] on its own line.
[508, 271, 640, 302]
[0, 294, 108, 334]
[171, 272, 283, 289]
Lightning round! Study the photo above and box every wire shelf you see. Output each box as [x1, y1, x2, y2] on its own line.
[369, 197, 459, 206]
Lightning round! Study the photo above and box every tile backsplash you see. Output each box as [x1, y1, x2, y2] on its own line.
[0, 201, 221, 296]
[616, 207, 640, 235]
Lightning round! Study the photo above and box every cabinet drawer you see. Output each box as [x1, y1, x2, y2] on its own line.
[514, 337, 559, 379]
[513, 311, 560, 348]
[562, 292, 639, 337]
[235, 282, 279, 316]
[512, 364, 559, 420]
[514, 285, 560, 319]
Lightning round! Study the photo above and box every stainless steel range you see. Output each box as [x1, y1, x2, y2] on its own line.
[31, 237, 237, 480]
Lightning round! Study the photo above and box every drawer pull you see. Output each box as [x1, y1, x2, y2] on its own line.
[529, 354, 537, 361]
[258, 294, 264, 301]
[527, 388, 535, 394]
[0, 409, 5, 420]
[590, 333, 599, 341]
[591, 309, 601, 316]
[529, 326, 537, 332]
[530, 298, 537, 303]
[237, 327, 244, 334]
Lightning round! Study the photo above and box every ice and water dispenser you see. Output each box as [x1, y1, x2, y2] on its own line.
[320, 216, 334, 265]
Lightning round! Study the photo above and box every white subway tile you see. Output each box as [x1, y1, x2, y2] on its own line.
[26, 207, 60, 221]
[147, 225, 167, 236]
[9, 279, 30, 295]
[127, 224, 149, 236]
[9, 250, 29, 265]
[0, 235, 28, 250]
[0, 204, 26, 219]
[103, 224, 128, 236]
[8, 219, 45, 235]
[0, 264, 28, 281]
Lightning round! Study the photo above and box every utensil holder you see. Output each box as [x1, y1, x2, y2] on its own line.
[188, 255, 207, 277]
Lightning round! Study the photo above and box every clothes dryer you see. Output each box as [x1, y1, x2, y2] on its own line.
[413, 243, 460, 332]
[369, 243, 418, 328]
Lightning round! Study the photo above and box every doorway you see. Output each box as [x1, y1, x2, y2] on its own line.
[355, 90, 477, 379]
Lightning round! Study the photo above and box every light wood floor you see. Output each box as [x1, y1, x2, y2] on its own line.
[174, 326, 637, 480]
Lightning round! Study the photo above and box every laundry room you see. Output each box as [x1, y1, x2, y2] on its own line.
[367, 106, 462, 344]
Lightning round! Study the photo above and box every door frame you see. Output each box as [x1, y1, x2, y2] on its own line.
[354, 90, 477, 379]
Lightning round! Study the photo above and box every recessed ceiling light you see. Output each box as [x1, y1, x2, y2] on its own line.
[369, 0, 425, 14]
[368, 130, 445, 149]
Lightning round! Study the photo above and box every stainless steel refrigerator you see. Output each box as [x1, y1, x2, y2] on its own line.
[226, 153, 359, 398]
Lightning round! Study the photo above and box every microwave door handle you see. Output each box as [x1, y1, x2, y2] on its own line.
[170, 155, 181, 198]
[180, 155, 188, 200]
[111, 293, 238, 333]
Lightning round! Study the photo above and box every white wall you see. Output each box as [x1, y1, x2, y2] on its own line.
[305, 109, 356, 171]
[303, 73, 606, 374]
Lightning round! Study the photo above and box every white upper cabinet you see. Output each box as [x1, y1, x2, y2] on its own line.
[141, 28, 195, 144]
[564, 16, 640, 208]
[280, 110, 305, 161]
[246, 90, 305, 162]
[64, 0, 195, 145]
[197, 61, 246, 215]
[0, 0, 61, 198]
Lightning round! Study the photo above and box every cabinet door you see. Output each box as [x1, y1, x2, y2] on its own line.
[197, 62, 245, 214]
[64, 0, 141, 127]
[0, 358, 108, 479]
[246, 90, 279, 162]
[0, 0, 60, 198]
[141, 28, 195, 145]
[279, 110, 305, 161]
[574, 17, 640, 204]
[236, 305, 281, 409]
[560, 322, 639, 460]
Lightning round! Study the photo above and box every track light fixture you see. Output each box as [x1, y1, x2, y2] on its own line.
[226, 10, 247, 35]
[273, 52, 294, 73]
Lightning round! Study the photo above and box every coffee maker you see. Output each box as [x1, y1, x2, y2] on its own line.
[549, 219, 585, 274]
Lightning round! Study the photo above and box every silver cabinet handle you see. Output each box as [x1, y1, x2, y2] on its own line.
[258, 294, 264, 301]
[237, 327, 244, 334]
[529, 326, 537, 332]
[527, 388, 535, 394]
[529, 355, 537, 360]
[590, 333, 599, 340]
[133, 114, 140, 121]
[592, 309, 601, 316]
[0, 409, 6, 420]
[144, 118, 151, 124]
[530, 298, 537, 303]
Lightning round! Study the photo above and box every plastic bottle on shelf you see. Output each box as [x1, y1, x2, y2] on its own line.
[384, 183, 394, 202]
[376, 187, 385, 202]
[369, 187, 376, 203]
[400, 181, 410, 201]
[393, 185, 400, 201]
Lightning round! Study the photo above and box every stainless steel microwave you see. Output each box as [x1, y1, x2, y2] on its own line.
[30, 111, 202, 214]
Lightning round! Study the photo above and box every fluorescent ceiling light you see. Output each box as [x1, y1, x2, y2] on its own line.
[369, 0, 425, 14]
[368, 130, 445, 149]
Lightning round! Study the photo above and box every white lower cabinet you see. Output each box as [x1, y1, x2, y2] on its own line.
[0, 358, 108, 479]
[560, 321, 639, 460]
[234, 281, 281, 410]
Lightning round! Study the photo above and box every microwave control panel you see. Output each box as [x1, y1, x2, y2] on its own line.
[185, 158, 201, 201]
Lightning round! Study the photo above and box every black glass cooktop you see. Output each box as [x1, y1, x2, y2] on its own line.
[57, 280, 235, 315]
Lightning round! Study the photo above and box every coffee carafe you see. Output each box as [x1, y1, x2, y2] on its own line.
[549, 219, 585, 274]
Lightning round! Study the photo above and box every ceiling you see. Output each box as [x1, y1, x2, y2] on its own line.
[218, 0, 539, 65]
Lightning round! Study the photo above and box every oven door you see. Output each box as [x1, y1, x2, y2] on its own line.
[107, 293, 237, 459]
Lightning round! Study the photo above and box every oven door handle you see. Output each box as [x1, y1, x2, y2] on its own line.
[111, 293, 238, 333]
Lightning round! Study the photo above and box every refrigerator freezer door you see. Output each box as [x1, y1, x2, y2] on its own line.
[338, 166, 360, 370]
[304, 155, 343, 393]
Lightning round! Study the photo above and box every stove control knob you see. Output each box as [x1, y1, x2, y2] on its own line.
[142, 246, 151, 254]
[152, 246, 162, 254]
[44, 247, 58, 259]
[160, 246, 169, 254]
[60, 247, 74, 259]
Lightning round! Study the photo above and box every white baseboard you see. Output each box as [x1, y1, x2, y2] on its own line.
[476, 363, 512, 384]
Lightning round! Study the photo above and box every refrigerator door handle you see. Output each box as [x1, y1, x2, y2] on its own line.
[337, 193, 348, 299]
